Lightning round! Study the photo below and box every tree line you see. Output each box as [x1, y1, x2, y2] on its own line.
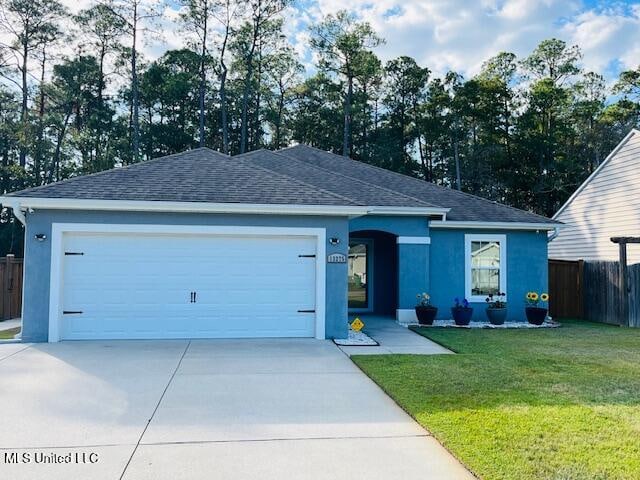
[1, 0, 639, 254]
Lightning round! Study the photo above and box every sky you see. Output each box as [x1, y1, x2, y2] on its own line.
[280, 0, 640, 83]
[23, 0, 640, 85]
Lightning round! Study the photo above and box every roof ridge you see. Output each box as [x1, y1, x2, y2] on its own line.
[234, 151, 361, 206]
[7, 147, 229, 197]
[283, 144, 553, 222]
[273, 149, 438, 209]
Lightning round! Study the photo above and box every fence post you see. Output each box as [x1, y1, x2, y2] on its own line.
[2, 255, 12, 321]
[577, 260, 584, 319]
[618, 243, 629, 326]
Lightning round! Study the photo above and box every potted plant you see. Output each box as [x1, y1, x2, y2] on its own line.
[451, 297, 473, 326]
[525, 291, 549, 325]
[485, 292, 507, 325]
[415, 293, 438, 325]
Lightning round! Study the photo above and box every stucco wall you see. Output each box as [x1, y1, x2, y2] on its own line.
[349, 215, 429, 236]
[429, 229, 549, 322]
[23, 210, 349, 342]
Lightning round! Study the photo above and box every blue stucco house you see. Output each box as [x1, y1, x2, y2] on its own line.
[0, 146, 559, 342]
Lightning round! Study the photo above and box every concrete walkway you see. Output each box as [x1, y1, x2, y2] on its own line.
[338, 316, 453, 356]
[0, 339, 473, 480]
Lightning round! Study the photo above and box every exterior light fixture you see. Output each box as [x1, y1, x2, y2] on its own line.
[329, 237, 340, 245]
[35, 234, 47, 242]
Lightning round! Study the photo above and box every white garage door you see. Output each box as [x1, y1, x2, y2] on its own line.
[60, 232, 317, 340]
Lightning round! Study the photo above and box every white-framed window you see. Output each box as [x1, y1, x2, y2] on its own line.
[464, 234, 507, 302]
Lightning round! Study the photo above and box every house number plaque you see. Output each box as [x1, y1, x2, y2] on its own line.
[327, 253, 347, 263]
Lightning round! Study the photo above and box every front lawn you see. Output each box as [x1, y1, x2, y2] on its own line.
[353, 320, 640, 480]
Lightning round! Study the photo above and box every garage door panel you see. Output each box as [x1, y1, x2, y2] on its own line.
[60, 232, 317, 340]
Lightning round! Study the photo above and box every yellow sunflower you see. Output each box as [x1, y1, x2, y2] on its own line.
[526, 292, 532, 300]
[530, 292, 539, 301]
[541, 293, 549, 302]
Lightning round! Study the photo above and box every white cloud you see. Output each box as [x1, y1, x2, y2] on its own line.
[295, 0, 639, 82]
[563, 5, 640, 75]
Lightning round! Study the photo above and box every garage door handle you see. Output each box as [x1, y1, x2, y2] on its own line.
[297, 309, 315, 313]
[63, 311, 83, 315]
[190, 292, 197, 303]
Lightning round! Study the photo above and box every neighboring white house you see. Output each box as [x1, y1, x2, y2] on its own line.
[549, 128, 640, 265]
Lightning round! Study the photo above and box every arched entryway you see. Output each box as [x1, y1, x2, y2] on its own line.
[348, 230, 398, 316]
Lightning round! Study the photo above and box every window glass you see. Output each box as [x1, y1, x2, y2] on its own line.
[348, 242, 368, 309]
[470, 240, 500, 296]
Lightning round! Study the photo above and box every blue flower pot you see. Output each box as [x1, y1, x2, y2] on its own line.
[486, 307, 507, 325]
[415, 306, 438, 325]
[526, 307, 547, 325]
[451, 307, 473, 326]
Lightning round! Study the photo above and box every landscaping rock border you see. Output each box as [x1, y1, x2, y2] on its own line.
[409, 320, 561, 329]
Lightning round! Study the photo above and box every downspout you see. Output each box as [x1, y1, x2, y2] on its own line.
[547, 227, 560, 242]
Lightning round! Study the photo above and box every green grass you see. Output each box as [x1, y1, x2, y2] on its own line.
[0, 327, 20, 339]
[352, 320, 640, 480]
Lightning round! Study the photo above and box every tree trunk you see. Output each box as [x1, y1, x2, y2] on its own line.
[19, 38, 28, 168]
[417, 134, 427, 179]
[253, 39, 263, 150]
[343, 75, 353, 157]
[96, 43, 107, 169]
[427, 144, 433, 182]
[35, 49, 47, 184]
[362, 85, 368, 161]
[454, 139, 461, 191]
[239, 19, 259, 154]
[198, 61, 206, 147]
[219, 68, 229, 154]
[219, 9, 230, 155]
[198, 4, 208, 147]
[414, 103, 426, 178]
[504, 97, 511, 166]
[275, 83, 285, 149]
[49, 111, 71, 183]
[130, 3, 140, 163]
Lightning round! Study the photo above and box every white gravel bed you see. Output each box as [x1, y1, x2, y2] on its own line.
[409, 319, 560, 329]
[333, 329, 379, 346]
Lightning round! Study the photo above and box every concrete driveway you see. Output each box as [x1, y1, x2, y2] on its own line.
[0, 340, 473, 480]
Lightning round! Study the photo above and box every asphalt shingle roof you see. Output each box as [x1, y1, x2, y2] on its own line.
[237, 149, 437, 208]
[7, 144, 557, 224]
[278, 144, 557, 223]
[7, 148, 357, 206]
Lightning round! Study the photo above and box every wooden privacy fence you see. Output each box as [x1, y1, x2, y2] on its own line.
[0, 255, 23, 320]
[630, 265, 640, 328]
[549, 259, 584, 319]
[549, 258, 640, 327]
[583, 261, 640, 327]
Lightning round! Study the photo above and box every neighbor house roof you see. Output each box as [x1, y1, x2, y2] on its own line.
[3, 144, 558, 226]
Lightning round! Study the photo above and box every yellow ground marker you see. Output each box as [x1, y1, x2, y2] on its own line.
[350, 317, 365, 332]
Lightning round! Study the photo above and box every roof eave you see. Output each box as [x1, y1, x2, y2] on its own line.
[430, 220, 561, 231]
[0, 197, 448, 219]
[367, 206, 449, 217]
